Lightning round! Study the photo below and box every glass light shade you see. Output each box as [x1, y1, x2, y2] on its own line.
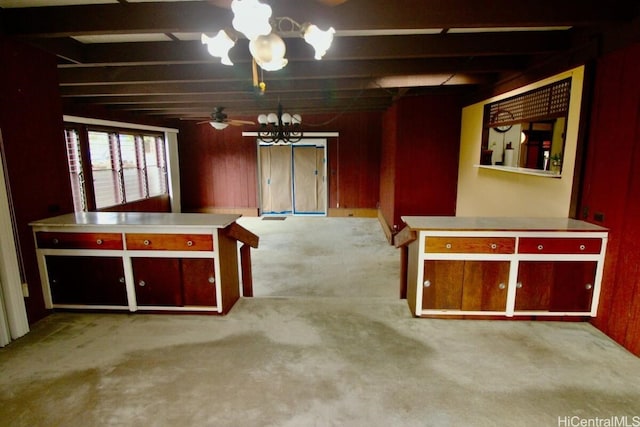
[257, 114, 268, 125]
[249, 32, 287, 71]
[267, 113, 278, 124]
[201, 30, 235, 66]
[210, 122, 229, 130]
[292, 114, 302, 124]
[281, 113, 292, 124]
[231, 0, 272, 41]
[302, 24, 335, 60]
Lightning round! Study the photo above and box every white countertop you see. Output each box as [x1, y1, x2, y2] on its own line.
[401, 216, 608, 232]
[30, 212, 241, 229]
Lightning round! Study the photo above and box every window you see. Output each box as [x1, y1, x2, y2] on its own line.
[65, 125, 168, 211]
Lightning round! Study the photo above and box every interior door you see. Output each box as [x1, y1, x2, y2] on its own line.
[259, 141, 326, 216]
[260, 145, 293, 214]
[293, 145, 326, 215]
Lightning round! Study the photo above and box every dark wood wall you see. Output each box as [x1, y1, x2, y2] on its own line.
[0, 38, 74, 323]
[379, 94, 462, 232]
[177, 111, 383, 213]
[580, 42, 640, 356]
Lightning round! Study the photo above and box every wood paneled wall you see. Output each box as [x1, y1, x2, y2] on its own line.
[580, 42, 640, 356]
[380, 94, 462, 233]
[0, 38, 74, 323]
[177, 111, 383, 214]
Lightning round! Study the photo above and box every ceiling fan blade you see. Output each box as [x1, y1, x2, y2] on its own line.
[229, 119, 256, 125]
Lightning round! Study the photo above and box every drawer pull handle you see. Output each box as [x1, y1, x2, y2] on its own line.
[498, 283, 506, 290]
[490, 243, 498, 250]
[208, 276, 215, 284]
[516, 282, 523, 289]
[537, 244, 544, 251]
[445, 243, 452, 249]
[585, 283, 593, 290]
[423, 280, 431, 288]
[187, 240, 194, 247]
[579, 244, 586, 251]
[138, 280, 146, 287]
[119, 277, 125, 283]
[96, 239, 103, 245]
[52, 238, 59, 245]
[143, 240, 151, 246]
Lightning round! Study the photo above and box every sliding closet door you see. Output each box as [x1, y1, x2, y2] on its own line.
[259, 141, 326, 216]
[293, 145, 326, 215]
[260, 145, 292, 214]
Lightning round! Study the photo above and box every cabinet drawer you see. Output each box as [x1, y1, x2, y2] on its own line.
[518, 237, 602, 254]
[425, 237, 515, 254]
[126, 233, 213, 251]
[36, 231, 123, 250]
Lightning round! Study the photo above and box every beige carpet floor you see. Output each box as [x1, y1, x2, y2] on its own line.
[1, 217, 639, 427]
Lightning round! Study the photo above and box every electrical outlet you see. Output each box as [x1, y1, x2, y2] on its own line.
[21, 283, 29, 298]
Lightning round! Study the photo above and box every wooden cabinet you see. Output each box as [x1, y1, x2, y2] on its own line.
[46, 255, 127, 306]
[515, 261, 596, 312]
[400, 216, 608, 319]
[31, 212, 256, 315]
[422, 260, 509, 311]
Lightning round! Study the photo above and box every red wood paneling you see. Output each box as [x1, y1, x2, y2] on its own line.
[380, 94, 462, 231]
[0, 39, 74, 323]
[177, 111, 383, 213]
[581, 42, 640, 355]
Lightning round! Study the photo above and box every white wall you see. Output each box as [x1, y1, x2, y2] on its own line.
[456, 66, 585, 217]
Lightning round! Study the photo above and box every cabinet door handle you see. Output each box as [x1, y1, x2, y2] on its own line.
[208, 276, 215, 284]
[516, 282, 523, 289]
[96, 239, 103, 245]
[585, 283, 593, 290]
[498, 283, 506, 290]
[119, 277, 125, 283]
[143, 240, 151, 246]
[186, 240, 194, 247]
[138, 280, 146, 287]
[423, 280, 431, 288]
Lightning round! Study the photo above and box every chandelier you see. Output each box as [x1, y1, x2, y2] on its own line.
[201, 0, 335, 72]
[257, 103, 303, 144]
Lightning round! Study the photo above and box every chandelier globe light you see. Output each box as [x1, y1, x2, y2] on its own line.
[257, 103, 303, 144]
[201, 0, 335, 72]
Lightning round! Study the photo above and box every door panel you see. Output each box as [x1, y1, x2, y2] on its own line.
[132, 257, 182, 306]
[461, 261, 509, 311]
[293, 145, 325, 214]
[260, 145, 292, 214]
[515, 261, 553, 310]
[422, 260, 464, 309]
[181, 258, 217, 306]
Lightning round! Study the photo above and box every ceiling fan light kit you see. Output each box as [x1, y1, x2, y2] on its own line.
[202, 0, 336, 72]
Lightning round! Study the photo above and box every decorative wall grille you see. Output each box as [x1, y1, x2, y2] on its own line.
[486, 78, 572, 127]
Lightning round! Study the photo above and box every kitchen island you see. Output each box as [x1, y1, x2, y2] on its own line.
[30, 212, 258, 315]
[395, 216, 608, 318]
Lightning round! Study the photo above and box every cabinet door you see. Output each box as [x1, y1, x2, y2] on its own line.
[461, 261, 510, 311]
[515, 261, 553, 310]
[422, 260, 464, 309]
[549, 261, 596, 312]
[516, 261, 596, 312]
[46, 256, 127, 305]
[181, 258, 217, 306]
[132, 257, 183, 306]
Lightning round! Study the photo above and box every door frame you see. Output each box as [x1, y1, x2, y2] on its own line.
[257, 139, 328, 217]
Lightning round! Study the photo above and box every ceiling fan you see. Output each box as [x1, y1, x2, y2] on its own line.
[199, 107, 255, 130]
